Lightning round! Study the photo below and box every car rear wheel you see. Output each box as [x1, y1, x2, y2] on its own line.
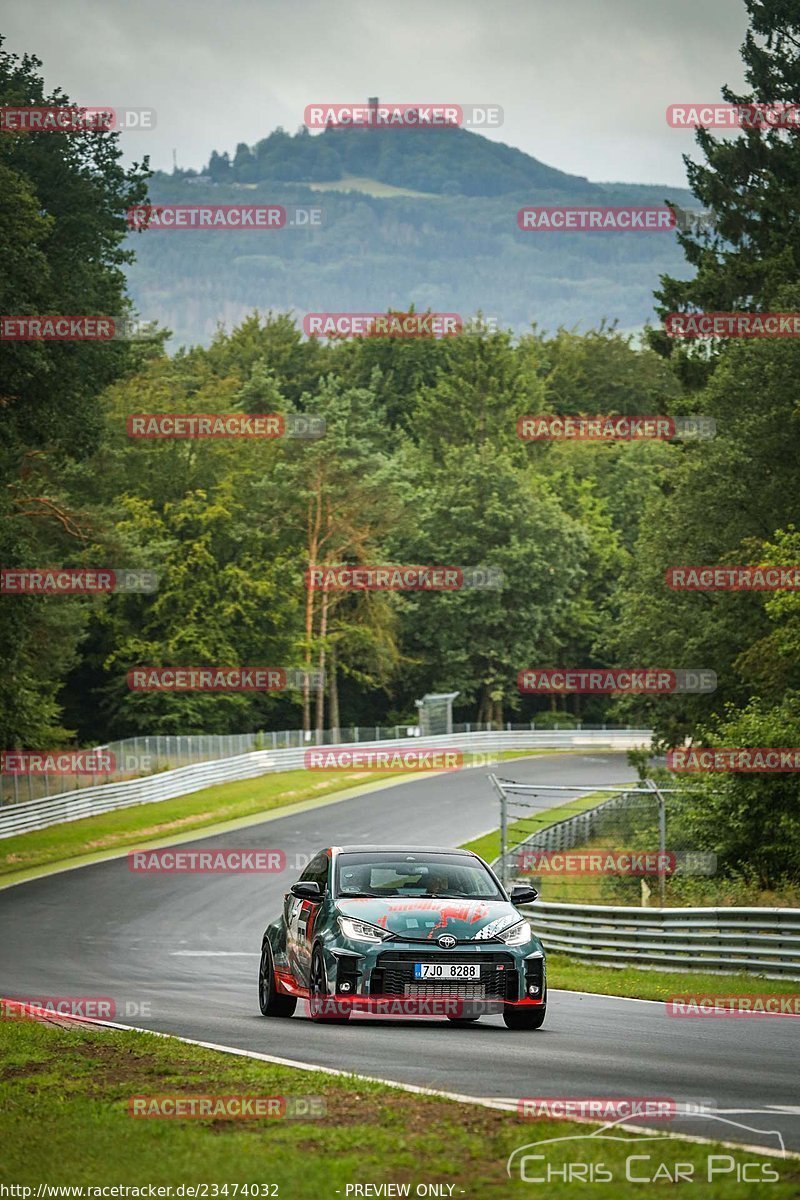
[503, 1003, 546, 1030]
[309, 945, 350, 1023]
[258, 942, 297, 1017]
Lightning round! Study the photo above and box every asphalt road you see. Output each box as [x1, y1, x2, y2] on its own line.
[1, 753, 797, 1155]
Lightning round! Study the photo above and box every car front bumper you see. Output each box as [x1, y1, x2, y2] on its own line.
[323, 937, 546, 1011]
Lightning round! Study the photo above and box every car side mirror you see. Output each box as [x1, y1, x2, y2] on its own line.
[291, 881, 322, 900]
[510, 884, 538, 904]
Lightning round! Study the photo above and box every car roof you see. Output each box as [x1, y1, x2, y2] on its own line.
[332, 845, 479, 857]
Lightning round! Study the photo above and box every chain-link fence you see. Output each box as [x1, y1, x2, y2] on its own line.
[490, 775, 717, 907]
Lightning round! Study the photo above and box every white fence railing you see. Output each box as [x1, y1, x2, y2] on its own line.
[0, 728, 651, 839]
[523, 900, 800, 979]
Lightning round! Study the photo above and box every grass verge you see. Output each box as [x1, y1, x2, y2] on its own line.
[546, 953, 800, 1001]
[0, 1016, 794, 1195]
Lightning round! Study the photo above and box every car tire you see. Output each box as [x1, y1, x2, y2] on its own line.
[503, 1004, 546, 1030]
[258, 941, 297, 1017]
[309, 945, 350, 1023]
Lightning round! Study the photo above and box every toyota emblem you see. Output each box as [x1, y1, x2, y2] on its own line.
[438, 934, 457, 949]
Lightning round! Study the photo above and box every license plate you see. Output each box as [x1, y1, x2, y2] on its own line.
[413, 963, 481, 980]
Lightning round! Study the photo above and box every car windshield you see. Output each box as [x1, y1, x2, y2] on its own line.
[335, 852, 504, 900]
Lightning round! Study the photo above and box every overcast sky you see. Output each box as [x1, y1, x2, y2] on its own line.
[3, 0, 749, 185]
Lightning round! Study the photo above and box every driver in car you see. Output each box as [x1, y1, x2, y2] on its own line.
[424, 870, 450, 897]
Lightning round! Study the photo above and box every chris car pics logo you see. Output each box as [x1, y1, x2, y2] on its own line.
[507, 1112, 785, 1184]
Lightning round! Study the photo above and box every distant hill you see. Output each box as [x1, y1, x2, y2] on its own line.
[196, 123, 605, 199]
[124, 124, 697, 349]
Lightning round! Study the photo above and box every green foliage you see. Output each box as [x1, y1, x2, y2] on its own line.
[656, 1, 800, 318]
[667, 694, 800, 889]
[0, 41, 150, 747]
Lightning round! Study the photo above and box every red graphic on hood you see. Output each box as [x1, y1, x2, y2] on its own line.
[373, 900, 491, 937]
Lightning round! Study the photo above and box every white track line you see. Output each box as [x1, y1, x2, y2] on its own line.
[171, 951, 259, 957]
[3, 999, 795, 1162]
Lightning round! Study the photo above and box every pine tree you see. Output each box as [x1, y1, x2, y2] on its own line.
[655, 0, 800, 328]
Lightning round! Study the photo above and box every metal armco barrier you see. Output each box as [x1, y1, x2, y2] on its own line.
[0, 728, 651, 839]
[523, 900, 800, 979]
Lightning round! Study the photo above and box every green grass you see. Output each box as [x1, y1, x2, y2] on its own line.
[0, 749, 552, 883]
[461, 790, 607, 864]
[0, 1016, 795, 1195]
[546, 954, 800, 1000]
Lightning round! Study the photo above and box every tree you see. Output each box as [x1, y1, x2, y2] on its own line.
[612, 331, 800, 742]
[655, 0, 800, 327]
[0, 42, 149, 747]
[667, 693, 800, 889]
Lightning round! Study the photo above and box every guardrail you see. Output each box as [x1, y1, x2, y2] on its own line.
[493, 783, 800, 979]
[1, 720, 641, 804]
[0, 728, 651, 839]
[523, 899, 800, 979]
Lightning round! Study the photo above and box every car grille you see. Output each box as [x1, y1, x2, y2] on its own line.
[403, 982, 486, 1000]
[371, 951, 518, 1002]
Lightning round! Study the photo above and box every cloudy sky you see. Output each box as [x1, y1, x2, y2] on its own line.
[3, 0, 749, 185]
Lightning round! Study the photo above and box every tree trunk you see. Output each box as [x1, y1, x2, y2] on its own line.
[315, 587, 329, 738]
[329, 643, 340, 743]
[303, 488, 322, 735]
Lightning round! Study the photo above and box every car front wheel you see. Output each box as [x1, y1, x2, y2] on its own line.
[258, 941, 297, 1017]
[503, 1003, 546, 1030]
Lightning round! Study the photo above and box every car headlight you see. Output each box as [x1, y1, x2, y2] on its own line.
[498, 920, 532, 946]
[337, 916, 391, 943]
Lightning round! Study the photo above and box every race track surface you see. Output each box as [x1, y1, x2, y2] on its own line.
[1, 753, 797, 1154]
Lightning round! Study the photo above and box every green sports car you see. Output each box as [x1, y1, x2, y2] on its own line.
[258, 845, 546, 1029]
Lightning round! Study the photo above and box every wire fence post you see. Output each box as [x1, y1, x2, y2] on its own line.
[647, 777, 667, 907]
[488, 772, 508, 889]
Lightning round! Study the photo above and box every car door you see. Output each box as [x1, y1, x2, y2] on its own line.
[286, 851, 329, 986]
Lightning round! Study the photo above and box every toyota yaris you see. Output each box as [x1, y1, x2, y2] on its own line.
[258, 845, 546, 1028]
